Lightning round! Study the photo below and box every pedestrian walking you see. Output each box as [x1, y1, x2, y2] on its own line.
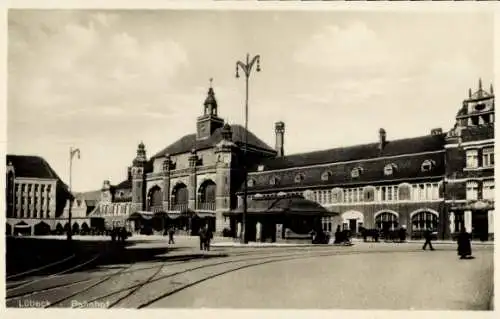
[168, 227, 175, 244]
[422, 229, 435, 251]
[204, 226, 213, 251]
[457, 226, 472, 259]
[198, 225, 206, 250]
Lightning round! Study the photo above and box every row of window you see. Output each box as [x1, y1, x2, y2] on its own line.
[98, 204, 132, 216]
[465, 147, 494, 169]
[300, 183, 441, 205]
[321, 211, 439, 233]
[466, 180, 494, 200]
[15, 183, 52, 195]
[257, 160, 438, 187]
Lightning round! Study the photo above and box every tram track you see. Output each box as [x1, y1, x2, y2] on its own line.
[71, 247, 424, 308]
[8, 244, 461, 308]
[6, 254, 101, 294]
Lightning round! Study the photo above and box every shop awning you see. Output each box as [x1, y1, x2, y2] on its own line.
[194, 210, 216, 218]
[224, 195, 338, 217]
[128, 211, 155, 220]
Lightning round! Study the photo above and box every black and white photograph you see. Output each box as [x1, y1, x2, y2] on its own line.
[3, 3, 496, 312]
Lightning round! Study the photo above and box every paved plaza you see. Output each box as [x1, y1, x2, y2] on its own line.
[6, 236, 494, 310]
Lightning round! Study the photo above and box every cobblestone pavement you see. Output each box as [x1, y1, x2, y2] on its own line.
[6, 239, 493, 310]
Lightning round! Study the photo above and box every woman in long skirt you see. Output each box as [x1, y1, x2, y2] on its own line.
[457, 226, 472, 259]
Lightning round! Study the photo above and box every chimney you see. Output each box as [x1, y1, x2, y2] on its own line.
[431, 128, 443, 136]
[275, 121, 285, 157]
[378, 128, 387, 151]
[127, 167, 132, 181]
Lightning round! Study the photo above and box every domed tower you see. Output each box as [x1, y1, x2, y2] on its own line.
[131, 141, 147, 212]
[196, 79, 224, 139]
[214, 123, 237, 233]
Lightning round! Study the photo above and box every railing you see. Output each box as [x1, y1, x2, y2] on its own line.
[170, 203, 188, 212]
[197, 201, 216, 211]
[148, 205, 164, 213]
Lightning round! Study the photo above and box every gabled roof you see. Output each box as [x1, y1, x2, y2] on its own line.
[7, 155, 62, 179]
[251, 134, 445, 171]
[151, 124, 276, 159]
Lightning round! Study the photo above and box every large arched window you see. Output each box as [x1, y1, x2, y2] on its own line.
[172, 183, 188, 211]
[375, 212, 399, 231]
[411, 211, 438, 232]
[398, 183, 411, 201]
[198, 180, 216, 210]
[148, 186, 163, 211]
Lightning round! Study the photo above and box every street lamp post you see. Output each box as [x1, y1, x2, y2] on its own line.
[68, 147, 80, 241]
[236, 53, 261, 244]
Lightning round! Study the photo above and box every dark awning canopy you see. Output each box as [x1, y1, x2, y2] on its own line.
[224, 195, 338, 217]
[129, 209, 216, 220]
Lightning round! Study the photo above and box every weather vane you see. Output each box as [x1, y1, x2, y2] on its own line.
[209, 77, 213, 88]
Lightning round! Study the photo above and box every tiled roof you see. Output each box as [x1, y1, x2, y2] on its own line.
[251, 134, 445, 171]
[7, 155, 62, 179]
[229, 195, 330, 215]
[245, 152, 445, 193]
[114, 179, 132, 190]
[74, 190, 101, 202]
[151, 124, 276, 159]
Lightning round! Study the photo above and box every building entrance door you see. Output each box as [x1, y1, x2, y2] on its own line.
[472, 210, 488, 241]
[349, 219, 357, 234]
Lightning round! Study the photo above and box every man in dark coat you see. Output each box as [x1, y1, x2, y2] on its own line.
[457, 226, 472, 259]
[422, 229, 435, 251]
[204, 226, 213, 251]
[334, 225, 342, 244]
[168, 227, 175, 245]
[198, 226, 206, 250]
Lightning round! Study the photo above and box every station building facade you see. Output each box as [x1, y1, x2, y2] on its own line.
[86, 79, 494, 241]
[239, 79, 495, 241]
[88, 85, 277, 235]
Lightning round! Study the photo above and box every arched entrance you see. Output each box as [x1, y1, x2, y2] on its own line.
[34, 221, 51, 236]
[198, 180, 216, 210]
[72, 223, 80, 235]
[14, 221, 31, 236]
[55, 223, 64, 235]
[148, 186, 163, 212]
[172, 183, 188, 211]
[375, 211, 399, 232]
[410, 209, 438, 239]
[341, 210, 364, 235]
[81, 222, 90, 235]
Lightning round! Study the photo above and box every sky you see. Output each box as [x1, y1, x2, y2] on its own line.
[7, 9, 494, 192]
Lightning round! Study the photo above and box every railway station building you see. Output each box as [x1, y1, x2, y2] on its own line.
[70, 79, 495, 241]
